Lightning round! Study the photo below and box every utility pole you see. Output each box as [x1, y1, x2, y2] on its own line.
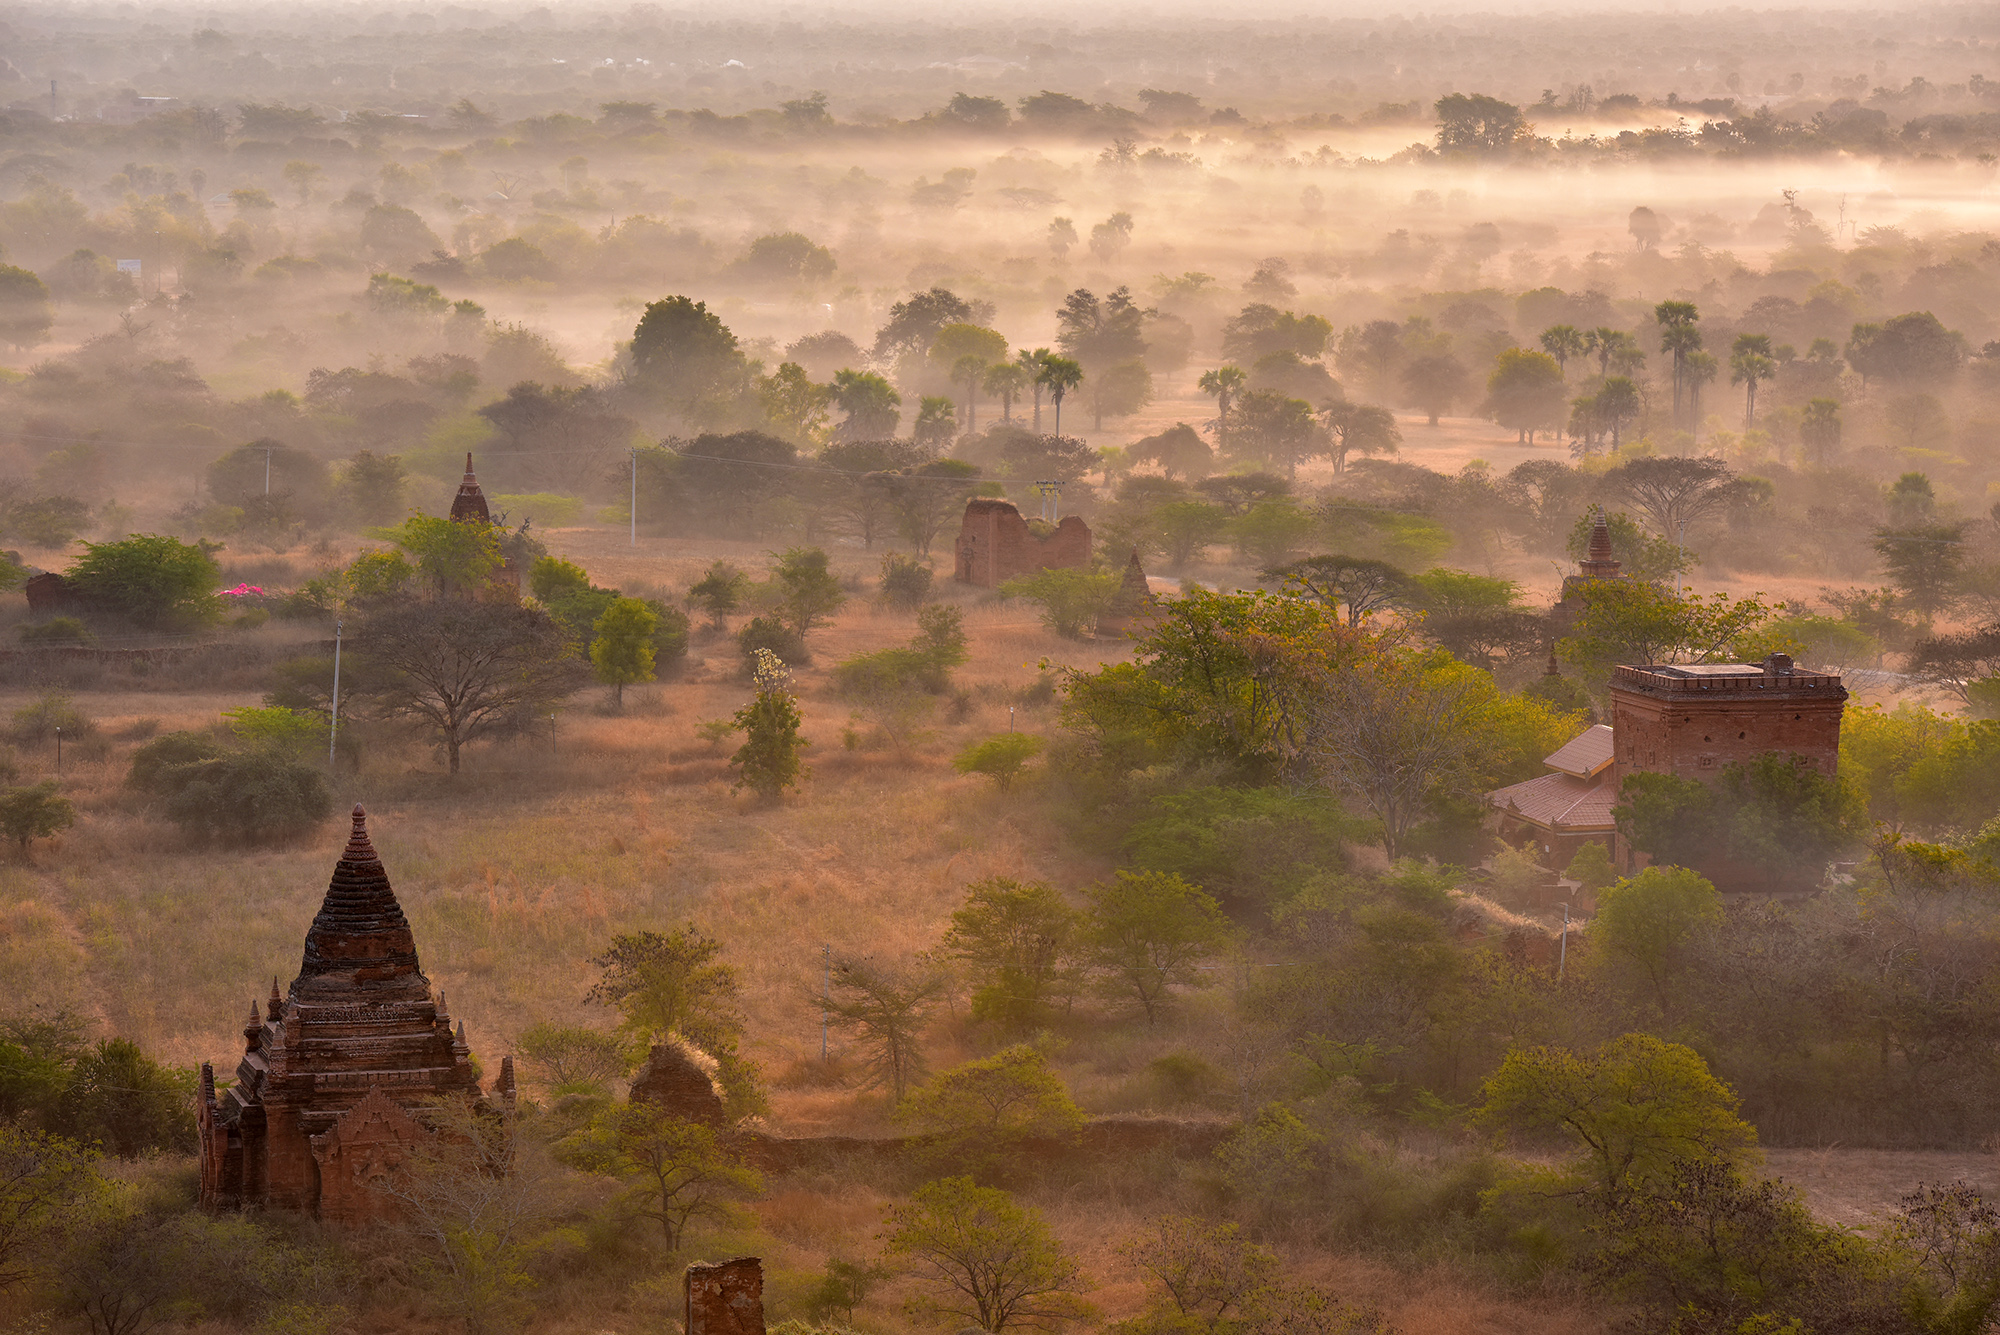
[264, 445, 273, 496]
[549, 714, 557, 754]
[327, 619, 343, 770]
[1557, 902, 1570, 981]
[53, 726, 61, 776]
[820, 943, 831, 1061]
[629, 448, 637, 547]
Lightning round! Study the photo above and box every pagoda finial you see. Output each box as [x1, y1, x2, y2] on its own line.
[267, 977, 282, 1020]
[1579, 506, 1622, 579]
[464, 451, 476, 479]
[343, 805, 377, 862]
[452, 1020, 470, 1058]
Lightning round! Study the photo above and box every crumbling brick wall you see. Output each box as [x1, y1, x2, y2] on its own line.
[953, 499, 1091, 588]
[686, 1257, 764, 1335]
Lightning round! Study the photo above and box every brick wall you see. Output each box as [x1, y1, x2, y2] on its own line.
[952, 500, 1091, 587]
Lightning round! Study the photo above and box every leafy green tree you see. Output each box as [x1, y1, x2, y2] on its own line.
[882, 1177, 1097, 1333]
[0, 783, 75, 856]
[1318, 400, 1400, 473]
[155, 753, 332, 845]
[1799, 396, 1842, 465]
[1115, 1215, 1276, 1330]
[774, 546, 847, 638]
[688, 560, 748, 631]
[824, 958, 947, 1100]
[830, 369, 903, 440]
[64, 535, 222, 630]
[806, 1258, 888, 1326]
[1485, 348, 1566, 443]
[1564, 841, 1616, 893]
[1589, 867, 1723, 1007]
[591, 597, 659, 705]
[1558, 582, 1776, 688]
[0, 265, 54, 350]
[585, 922, 762, 1117]
[557, 1105, 759, 1250]
[1476, 1033, 1758, 1201]
[1002, 567, 1122, 639]
[1265, 554, 1419, 627]
[954, 734, 1047, 792]
[57, 1038, 197, 1156]
[1730, 333, 1777, 429]
[914, 395, 957, 447]
[1873, 522, 1966, 624]
[943, 878, 1081, 1029]
[352, 599, 587, 773]
[757, 361, 832, 443]
[380, 514, 503, 597]
[340, 449, 408, 524]
[0, 1125, 105, 1291]
[1155, 502, 1229, 570]
[879, 551, 933, 609]
[1198, 366, 1248, 454]
[1127, 424, 1213, 480]
[1717, 753, 1867, 889]
[730, 648, 809, 802]
[1084, 871, 1231, 1023]
[873, 458, 983, 557]
[629, 295, 751, 423]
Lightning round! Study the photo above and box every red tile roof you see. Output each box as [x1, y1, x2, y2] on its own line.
[1489, 771, 1616, 831]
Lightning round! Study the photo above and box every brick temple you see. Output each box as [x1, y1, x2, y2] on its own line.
[953, 498, 1091, 588]
[198, 806, 513, 1223]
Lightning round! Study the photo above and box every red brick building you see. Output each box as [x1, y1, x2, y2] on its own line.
[1489, 723, 1617, 864]
[198, 806, 513, 1224]
[952, 498, 1091, 588]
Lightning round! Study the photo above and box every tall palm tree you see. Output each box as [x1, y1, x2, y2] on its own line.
[1730, 333, 1776, 431]
[1539, 325, 1586, 377]
[1197, 365, 1248, 454]
[1017, 347, 1053, 431]
[1655, 300, 1701, 427]
[1037, 357, 1083, 438]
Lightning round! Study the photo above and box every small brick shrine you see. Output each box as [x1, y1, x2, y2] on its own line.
[953, 498, 1091, 588]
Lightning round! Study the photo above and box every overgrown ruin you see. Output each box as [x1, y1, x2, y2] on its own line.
[952, 498, 1091, 588]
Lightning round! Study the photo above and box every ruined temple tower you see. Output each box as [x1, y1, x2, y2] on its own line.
[198, 806, 514, 1223]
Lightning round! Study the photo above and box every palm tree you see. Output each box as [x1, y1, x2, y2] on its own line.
[1197, 365, 1248, 454]
[1730, 333, 1776, 431]
[1685, 350, 1719, 443]
[1655, 300, 1701, 427]
[1539, 325, 1586, 377]
[1017, 347, 1053, 431]
[982, 362, 1029, 423]
[1037, 357, 1083, 438]
[952, 354, 987, 434]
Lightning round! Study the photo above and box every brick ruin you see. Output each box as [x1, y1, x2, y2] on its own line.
[630, 1039, 726, 1125]
[198, 805, 514, 1224]
[1097, 549, 1158, 638]
[450, 452, 493, 524]
[685, 1257, 765, 1335]
[953, 498, 1091, 588]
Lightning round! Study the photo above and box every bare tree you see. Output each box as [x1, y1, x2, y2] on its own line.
[824, 957, 948, 1099]
[353, 598, 589, 773]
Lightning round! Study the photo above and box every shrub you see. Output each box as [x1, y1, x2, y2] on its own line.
[63, 534, 223, 630]
[738, 615, 808, 670]
[879, 551, 933, 609]
[127, 731, 224, 792]
[1001, 567, 1121, 639]
[7, 693, 97, 745]
[0, 782, 75, 854]
[17, 617, 95, 646]
[953, 733, 1046, 791]
[155, 753, 333, 845]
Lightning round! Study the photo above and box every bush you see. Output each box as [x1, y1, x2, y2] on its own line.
[127, 731, 224, 792]
[17, 617, 95, 646]
[63, 534, 223, 630]
[7, 693, 97, 745]
[154, 753, 333, 845]
[1001, 567, 1121, 638]
[953, 733, 1046, 791]
[738, 615, 808, 670]
[879, 551, 933, 609]
[0, 782, 76, 854]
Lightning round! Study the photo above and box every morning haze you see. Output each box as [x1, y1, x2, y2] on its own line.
[0, 2, 1998, 1332]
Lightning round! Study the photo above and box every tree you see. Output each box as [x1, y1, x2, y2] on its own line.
[1798, 397, 1842, 466]
[1155, 503, 1229, 570]
[773, 546, 846, 639]
[1084, 871, 1231, 1023]
[943, 878, 1081, 1029]
[1559, 582, 1776, 684]
[1198, 366, 1248, 453]
[1088, 360, 1154, 429]
[1227, 391, 1318, 477]
[756, 362, 832, 443]
[872, 459, 983, 557]
[982, 361, 1030, 423]
[516, 1023, 628, 1095]
[954, 734, 1047, 792]
[1591, 866, 1724, 1002]
[875, 288, 981, 362]
[63, 535, 222, 630]
[1730, 333, 1776, 429]
[1117, 1216, 1276, 1326]
[1476, 1033, 1757, 1202]
[1265, 555, 1419, 627]
[1055, 287, 1148, 369]
[1317, 400, 1400, 473]
[381, 514, 502, 597]
[882, 1177, 1097, 1333]
[1908, 625, 2000, 707]
[915, 396, 957, 447]
[1401, 352, 1468, 425]
[1539, 325, 1587, 377]
[586, 923, 743, 1053]
[1485, 348, 1566, 443]
[1655, 301, 1702, 427]
[368, 1098, 555, 1335]
[352, 598, 587, 773]
[591, 597, 659, 705]
[1608, 455, 1739, 544]
[1846, 311, 1965, 389]
[830, 369, 904, 440]
[688, 561, 749, 631]
[0, 783, 75, 856]
[1433, 93, 1528, 155]
[1596, 375, 1642, 448]
[154, 752, 332, 845]
[931, 324, 1010, 431]
[730, 648, 809, 803]
[900, 1047, 1087, 1158]
[1873, 522, 1966, 623]
[558, 1105, 759, 1251]
[629, 295, 749, 422]
[1036, 358, 1084, 437]
[1001, 568, 1122, 640]
[824, 958, 947, 1099]
[0, 266, 55, 350]
[1717, 752, 1867, 890]
[0, 1125, 103, 1291]
[1128, 424, 1213, 480]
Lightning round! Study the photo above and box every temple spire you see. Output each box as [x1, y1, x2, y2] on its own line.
[293, 805, 427, 1001]
[450, 453, 492, 525]
[1579, 507, 1621, 579]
